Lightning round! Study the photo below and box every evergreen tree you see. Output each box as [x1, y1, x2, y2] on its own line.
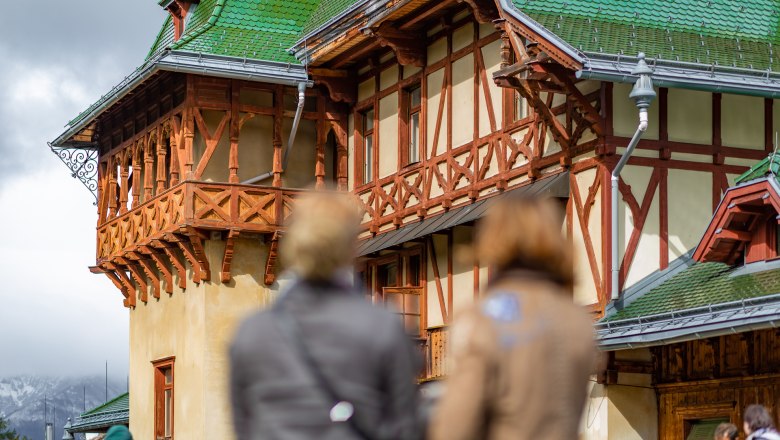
[0, 415, 28, 440]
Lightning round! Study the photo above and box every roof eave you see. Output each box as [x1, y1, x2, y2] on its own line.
[51, 51, 311, 148]
[291, 0, 376, 58]
[578, 53, 780, 98]
[596, 294, 780, 351]
[496, 0, 585, 66]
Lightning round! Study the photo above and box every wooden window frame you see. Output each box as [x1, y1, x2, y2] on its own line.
[356, 107, 376, 186]
[400, 84, 423, 168]
[152, 356, 175, 440]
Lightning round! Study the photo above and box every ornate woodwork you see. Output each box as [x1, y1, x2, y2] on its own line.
[366, 22, 426, 67]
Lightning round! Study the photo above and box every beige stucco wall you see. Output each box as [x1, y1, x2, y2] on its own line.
[668, 88, 712, 144]
[196, 110, 232, 182]
[427, 68, 447, 157]
[236, 114, 274, 183]
[480, 39, 504, 136]
[378, 92, 399, 178]
[129, 238, 275, 440]
[572, 168, 601, 306]
[426, 233, 449, 328]
[722, 94, 764, 149]
[452, 22, 473, 52]
[451, 225, 475, 317]
[580, 349, 658, 440]
[451, 54, 475, 148]
[619, 165, 660, 288]
[281, 118, 317, 188]
[613, 83, 659, 140]
[667, 169, 712, 261]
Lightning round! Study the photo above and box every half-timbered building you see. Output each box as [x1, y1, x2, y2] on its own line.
[51, 0, 780, 438]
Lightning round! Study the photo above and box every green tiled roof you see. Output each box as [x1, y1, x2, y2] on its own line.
[606, 262, 780, 321]
[147, 0, 321, 64]
[300, 0, 361, 36]
[82, 392, 129, 417]
[509, 0, 780, 71]
[735, 153, 780, 183]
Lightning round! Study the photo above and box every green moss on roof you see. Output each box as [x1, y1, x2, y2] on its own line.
[510, 0, 780, 71]
[147, 0, 321, 64]
[606, 262, 780, 321]
[735, 153, 780, 183]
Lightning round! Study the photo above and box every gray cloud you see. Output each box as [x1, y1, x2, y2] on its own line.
[0, 1, 167, 377]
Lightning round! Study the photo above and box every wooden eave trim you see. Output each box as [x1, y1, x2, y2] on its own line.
[496, 13, 582, 71]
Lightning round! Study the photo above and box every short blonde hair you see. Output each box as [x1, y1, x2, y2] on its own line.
[476, 194, 573, 290]
[280, 191, 361, 281]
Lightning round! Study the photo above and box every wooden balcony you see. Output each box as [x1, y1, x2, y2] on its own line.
[92, 181, 306, 307]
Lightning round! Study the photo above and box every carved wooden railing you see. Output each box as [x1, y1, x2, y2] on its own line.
[97, 181, 303, 261]
[93, 181, 307, 307]
[420, 326, 449, 381]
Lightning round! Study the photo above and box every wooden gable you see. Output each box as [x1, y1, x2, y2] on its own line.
[694, 178, 780, 264]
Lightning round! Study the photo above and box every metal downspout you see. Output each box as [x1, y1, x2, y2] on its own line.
[243, 82, 307, 185]
[611, 111, 648, 300]
[610, 53, 656, 301]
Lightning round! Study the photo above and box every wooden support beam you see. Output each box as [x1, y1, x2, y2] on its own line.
[124, 262, 149, 303]
[182, 227, 211, 282]
[154, 239, 187, 289]
[131, 251, 161, 300]
[427, 236, 449, 323]
[192, 108, 231, 179]
[264, 232, 280, 286]
[140, 245, 174, 295]
[368, 21, 426, 67]
[221, 229, 239, 283]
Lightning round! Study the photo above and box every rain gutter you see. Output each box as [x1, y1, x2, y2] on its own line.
[578, 53, 780, 98]
[51, 51, 311, 148]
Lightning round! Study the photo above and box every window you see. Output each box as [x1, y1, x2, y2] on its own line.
[360, 109, 375, 184]
[383, 287, 422, 335]
[406, 85, 422, 165]
[153, 357, 175, 440]
[513, 90, 528, 121]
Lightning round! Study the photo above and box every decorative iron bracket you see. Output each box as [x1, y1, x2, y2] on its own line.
[49, 142, 99, 203]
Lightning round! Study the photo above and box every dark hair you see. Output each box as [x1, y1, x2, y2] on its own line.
[714, 422, 737, 440]
[744, 404, 775, 432]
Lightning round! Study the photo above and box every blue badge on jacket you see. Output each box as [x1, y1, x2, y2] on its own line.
[482, 292, 522, 323]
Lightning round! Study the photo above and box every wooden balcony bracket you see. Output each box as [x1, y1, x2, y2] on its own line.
[118, 258, 149, 304]
[140, 245, 174, 295]
[91, 265, 133, 308]
[130, 251, 162, 300]
[101, 262, 137, 308]
[311, 68, 357, 104]
[221, 229, 240, 283]
[264, 231, 281, 286]
[458, 0, 499, 23]
[155, 239, 188, 289]
[366, 22, 426, 67]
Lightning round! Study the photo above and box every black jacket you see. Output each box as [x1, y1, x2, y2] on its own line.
[229, 279, 420, 440]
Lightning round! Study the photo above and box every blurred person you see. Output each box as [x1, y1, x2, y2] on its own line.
[428, 194, 596, 440]
[744, 404, 780, 440]
[229, 191, 420, 440]
[714, 422, 738, 440]
[104, 425, 132, 440]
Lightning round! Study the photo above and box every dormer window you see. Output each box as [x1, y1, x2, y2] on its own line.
[159, 0, 199, 41]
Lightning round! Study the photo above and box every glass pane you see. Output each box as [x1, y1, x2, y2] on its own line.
[364, 109, 374, 131]
[378, 263, 398, 287]
[164, 389, 172, 436]
[410, 87, 421, 107]
[385, 293, 403, 311]
[404, 293, 420, 314]
[164, 368, 172, 385]
[364, 137, 373, 182]
[405, 314, 420, 335]
[408, 255, 421, 286]
[409, 113, 419, 163]
[515, 92, 526, 120]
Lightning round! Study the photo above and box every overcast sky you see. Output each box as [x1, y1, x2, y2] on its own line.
[0, 1, 165, 377]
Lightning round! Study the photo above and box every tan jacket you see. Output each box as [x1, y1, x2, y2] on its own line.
[429, 272, 596, 440]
